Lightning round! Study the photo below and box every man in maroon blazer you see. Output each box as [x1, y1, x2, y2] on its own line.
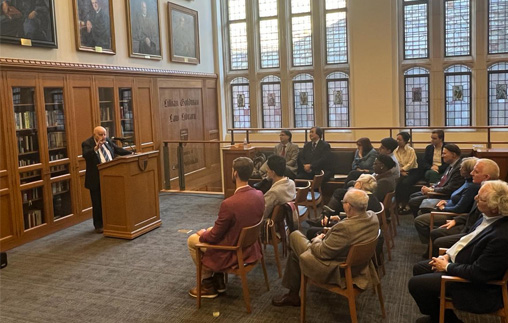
[187, 157, 265, 298]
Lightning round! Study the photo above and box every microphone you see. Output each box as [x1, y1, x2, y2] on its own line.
[111, 136, 129, 142]
[110, 137, 136, 154]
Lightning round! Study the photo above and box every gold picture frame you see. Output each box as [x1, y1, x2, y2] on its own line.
[167, 2, 200, 64]
[126, 0, 162, 60]
[73, 0, 116, 54]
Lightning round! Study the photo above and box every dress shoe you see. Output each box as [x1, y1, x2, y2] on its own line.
[189, 278, 218, 299]
[272, 293, 301, 307]
[94, 227, 104, 234]
[213, 272, 226, 293]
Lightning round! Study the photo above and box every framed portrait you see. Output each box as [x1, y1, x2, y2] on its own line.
[73, 0, 116, 54]
[237, 94, 245, 108]
[167, 2, 200, 64]
[126, 0, 162, 60]
[0, 0, 58, 48]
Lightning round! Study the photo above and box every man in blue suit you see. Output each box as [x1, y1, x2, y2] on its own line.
[82, 126, 131, 233]
[408, 180, 508, 323]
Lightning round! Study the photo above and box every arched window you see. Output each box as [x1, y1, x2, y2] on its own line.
[258, 0, 279, 68]
[444, 0, 471, 57]
[260, 75, 281, 128]
[291, 0, 312, 67]
[403, 0, 429, 59]
[231, 77, 250, 128]
[325, 0, 347, 64]
[293, 74, 314, 128]
[444, 65, 472, 126]
[227, 0, 248, 70]
[488, 62, 508, 125]
[326, 72, 349, 127]
[488, 0, 508, 54]
[404, 67, 430, 126]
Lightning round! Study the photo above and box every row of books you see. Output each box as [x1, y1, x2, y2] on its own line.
[122, 121, 134, 132]
[48, 131, 66, 149]
[52, 181, 68, 194]
[14, 111, 36, 130]
[24, 209, 43, 229]
[101, 106, 112, 121]
[49, 153, 67, 161]
[46, 109, 65, 127]
[19, 159, 37, 167]
[18, 135, 36, 153]
[22, 188, 40, 203]
[120, 104, 133, 119]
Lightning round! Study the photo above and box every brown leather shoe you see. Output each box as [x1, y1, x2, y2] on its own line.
[189, 279, 218, 299]
[272, 293, 301, 307]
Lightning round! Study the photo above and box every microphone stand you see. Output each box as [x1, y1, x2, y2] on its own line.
[112, 137, 136, 155]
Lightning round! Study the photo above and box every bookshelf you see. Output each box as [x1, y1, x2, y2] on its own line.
[13, 87, 40, 167]
[119, 88, 135, 144]
[98, 87, 116, 138]
[44, 88, 67, 162]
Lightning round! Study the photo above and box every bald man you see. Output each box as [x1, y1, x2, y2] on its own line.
[82, 126, 132, 233]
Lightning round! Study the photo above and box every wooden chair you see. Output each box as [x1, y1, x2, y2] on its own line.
[300, 230, 385, 323]
[438, 249, 508, 323]
[296, 170, 324, 219]
[383, 191, 398, 237]
[376, 203, 393, 261]
[294, 181, 311, 225]
[195, 220, 270, 313]
[263, 204, 287, 278]
[427, 211, 467, 258]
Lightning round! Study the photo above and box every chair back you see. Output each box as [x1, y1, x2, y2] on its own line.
[311, 170, 325, 191]
[344, 230, 381, 268]
[295, 182, 311, 205]
[237, 219, 264, 249]
[382, 191, 395, 212]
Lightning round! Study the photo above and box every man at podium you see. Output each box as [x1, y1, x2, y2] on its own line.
[82, 126, 132, 233]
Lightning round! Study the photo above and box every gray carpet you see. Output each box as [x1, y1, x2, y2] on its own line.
[0, 193, 500, 322]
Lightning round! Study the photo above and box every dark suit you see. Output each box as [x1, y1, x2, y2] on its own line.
[199, 186, 264, 272]
[408, 158, 465, 217]
[409, 216, 508, 318]
[297, 140, 332, 181]
[82, 136, 131, 229]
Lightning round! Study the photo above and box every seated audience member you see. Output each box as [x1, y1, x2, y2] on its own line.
[262, 155, 296, 219]
[408, 180, 508, 323]
[372, 154, 398, 203]
[297, 126, 332, 181]
[378, 137, 400, 178]
[272, 189, 379, 307]
[413, 157, 480, 252]
[343, 137, 379, 184]
[429, 159, 500, 255]
[306, 174, 382, 240]
[394, 132, 418, 213]
[187, 157, 264, 298]
[259, 130, 299, 179]
[423, 129, 448, 184]
[408, 144, 464, 218]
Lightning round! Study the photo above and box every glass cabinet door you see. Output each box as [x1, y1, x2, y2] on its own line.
[119, 88, 135, 143]
[45, 88, 68, 162]
[51, 179, 72, 220]
[98, 87, 116, 137]
[13, 87, 40, 167]
[21, 184, 45, 230]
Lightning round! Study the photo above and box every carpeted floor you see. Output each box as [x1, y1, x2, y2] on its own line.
[0, 193, 500, 322]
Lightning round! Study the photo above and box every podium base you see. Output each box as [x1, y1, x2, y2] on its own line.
[103, 220, 161, 239]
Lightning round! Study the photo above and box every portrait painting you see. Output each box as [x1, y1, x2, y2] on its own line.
[300, 92, 308, 106]
[267, 93, 276, 107]
[168, 2, 199, 64]
[73, 0, 115, 54]
[0, 0, 57, 48]
[496, 84, 507, 100]
[126, 0, 161, 59]
[333, 90, 343, 105]
[412, 87, 422, 102]
[452, 85, 463, 101]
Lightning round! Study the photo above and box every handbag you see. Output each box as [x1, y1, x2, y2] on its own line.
[419, 198, 441, 210]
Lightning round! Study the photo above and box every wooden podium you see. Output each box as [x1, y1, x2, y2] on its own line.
[98, 151, 161, 239]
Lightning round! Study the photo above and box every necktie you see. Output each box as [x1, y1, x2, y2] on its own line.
[436, 167, 450, 187]
[100, 145, 111, 162]
[312, 142, 317, 151]
[281, 145, 286, 157]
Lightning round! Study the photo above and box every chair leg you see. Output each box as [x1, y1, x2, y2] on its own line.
[375, 283, 387, 318]
[347, 293, 358, 323]
[383, 225, 392, 261]
[197, 251, 202, 309]
[239, 272, 252, 313]
[428, 237, 433, 259]
[439, 280, 447, 323]
[300, 274, 307, 323]
[272, 240, 282, 278]
[261, 256, 270, 291]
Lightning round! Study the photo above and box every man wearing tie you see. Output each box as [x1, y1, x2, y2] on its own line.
[82, 126, 132, 233]
[297, 126, 332, 181]
[259, 130, 299, 179]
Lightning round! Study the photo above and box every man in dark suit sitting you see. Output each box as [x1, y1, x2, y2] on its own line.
[408, 180, 508, 323]
[82, 126, 132, 233]
[297, 126, 332, 181]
